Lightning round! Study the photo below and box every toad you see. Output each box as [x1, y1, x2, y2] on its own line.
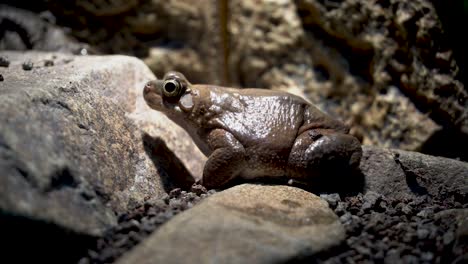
[144, 72, 362, 189]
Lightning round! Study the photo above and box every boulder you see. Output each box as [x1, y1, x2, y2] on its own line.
[116, 184, 345, 264]
[0, 51, 205, 262]
[361, 146, 468, 201]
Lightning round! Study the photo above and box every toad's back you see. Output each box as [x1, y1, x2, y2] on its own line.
[196, 86, 307, 152]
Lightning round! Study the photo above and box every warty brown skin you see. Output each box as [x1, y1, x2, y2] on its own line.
[143, 71, 362, 189]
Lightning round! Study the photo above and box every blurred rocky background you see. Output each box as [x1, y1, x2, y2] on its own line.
[2, 0, 467, 160]
[1, 0, 467, 263]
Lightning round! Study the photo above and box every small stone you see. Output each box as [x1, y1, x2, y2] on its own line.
[77, 257, 90, 264]
[22, 61, 34, 70]
[113, 237, 129, 248]
[141, 218, 156, 233]
[320, 193, 341, 209]
[128, 231, 142, 242]
[340, 213, 352, 224]
[362, 191, 381, 211]
[144, 196, 164, 209]
[335, 201, 347, 216]
[344, 215, 363, 234]
[87, 250, 99, 260]
[417, 208, 434, 218]
[99, 248, 116, 263]
[44, 60, 54, 67]
[403, 232, 416, 243]
[168, 199, 184, 210]
[378, 198, 390, 211]
[384, 249, 401, 264]
[443, 231, 455, 245]
[182, 192, 197, 201]
[374, 250, 385, 260]
[396, 203, 413, 215]
[417, 228, 430, 239]
[169, 188, 182, 198]
[421, 252, 434, 261]
[146, 207, 158, 216]
[364, 212, 385, 232]
[402, 205, 412, 215]
[161, 194, 170, 204]
[118, 219, 140, 233]
[117, 213, 130, 223]
[190, 183, 207, 195]
[402, 255, 419, 263]
[0, 56, 9, 67]
[355, 245, 371, 256]
[153, 214, 170, 224]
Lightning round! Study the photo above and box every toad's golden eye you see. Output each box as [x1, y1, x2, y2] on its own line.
[162, 79, 182, 97]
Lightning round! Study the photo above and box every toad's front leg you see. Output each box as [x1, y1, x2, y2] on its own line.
[201, 129, 246, 189]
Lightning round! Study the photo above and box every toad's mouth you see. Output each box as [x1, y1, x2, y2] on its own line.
[143, 80, 164, 111]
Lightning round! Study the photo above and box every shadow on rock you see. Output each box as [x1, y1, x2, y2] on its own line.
[227, 167, 365, 198]
[0, 212, 96, 263]
[142, 133, 195, 192]
[302, 168, 366, 197]
[418, 128, 468, 162]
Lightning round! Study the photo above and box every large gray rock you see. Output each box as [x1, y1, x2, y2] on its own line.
[0, 51, 204, 239]
[361, 146, 468, 200]
[116, 184, 345, 264]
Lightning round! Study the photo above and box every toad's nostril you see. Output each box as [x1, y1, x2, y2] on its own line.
[144, 82, 153, 94]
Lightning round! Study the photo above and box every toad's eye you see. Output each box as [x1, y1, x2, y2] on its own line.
[162, 79, 182, 97]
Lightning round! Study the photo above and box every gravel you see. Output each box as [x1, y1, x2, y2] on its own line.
[313, 191, 467, 263]
[77, 187, 466, 263]
[77, 184, 216, 264]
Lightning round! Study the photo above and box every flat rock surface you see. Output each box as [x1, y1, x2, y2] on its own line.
[116, 184, 345, 264]
[361, 146, 468, 201]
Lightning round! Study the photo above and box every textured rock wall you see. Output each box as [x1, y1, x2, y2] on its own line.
[4, 0, 463, 159]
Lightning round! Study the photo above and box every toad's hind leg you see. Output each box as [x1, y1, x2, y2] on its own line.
[287, 129, 362, 180]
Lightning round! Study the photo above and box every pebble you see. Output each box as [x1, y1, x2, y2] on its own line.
[190, 184, 207, 195]
[421, 252, 434, 261]
[79, 184, 216, 263]
[443, 231, 454, 245]
[417, 228, 430, 239]
[313, 191, 464, 263]
[22, 61, 34, 71]
[361, 191, 381, 211]
[169, 188, 181, 198]
[0, 56, 9, 67]
[320, 193, 341, 209]
[44, 60, 54, 67]
[416, 208, 433, 218]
